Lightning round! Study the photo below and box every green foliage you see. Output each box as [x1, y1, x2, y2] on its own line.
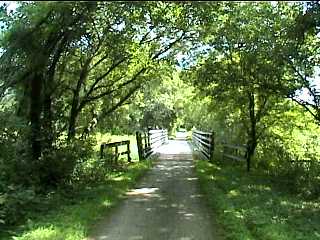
[3, 160, 152, 240]
[196, 160, 320, 240]
[0, 1, 320, 236]
[37, 138, 96, 187]
[0, 184, 36, 227]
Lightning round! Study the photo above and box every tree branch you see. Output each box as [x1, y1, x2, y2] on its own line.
[79, 67, 146, 109]
[98, 84, 141, 122]
[151, 31, 186, 60]
[289, 95, 319, 122]
[84, 58, 127, 99]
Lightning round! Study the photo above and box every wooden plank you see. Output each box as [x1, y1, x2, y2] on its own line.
[136, 131, 143, 161]
[193, 132, 212, 143]
[196, 146, 211, 160]
[193, 134, 211, 148]
[151, 136, 165, 141]
[149, 131, 164, 136]
[102, 140, 130, 148]
[223, 144, 247, 151]
[223, 153, 246, 161]
[150, 134, 165, 141]
[200, 150, 210, 159]
[193, 129, 213, 136]
[149, 129, 166, 133]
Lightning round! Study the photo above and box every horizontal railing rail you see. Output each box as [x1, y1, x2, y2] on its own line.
[149, 129, 168, 149]
[290, 159, 320, 169]
[136, 129, 168, 161]
[192, 129, 214, 160]
[222, 143, 248, 162]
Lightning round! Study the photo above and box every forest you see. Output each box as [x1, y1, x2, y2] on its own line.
[0, 2, 319, 240]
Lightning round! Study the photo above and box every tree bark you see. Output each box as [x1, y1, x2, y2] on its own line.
[30, 72, 43, 160]
[246, 91, 257, 172]
[43, 35, 69, 149]
[67, 60, 90, 140]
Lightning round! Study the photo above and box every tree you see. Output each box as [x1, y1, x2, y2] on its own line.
[282, 2, 320, 124]
[0, 2, 197, 185]
[0, 2, 99, 162]
[186, 2, 302, 171]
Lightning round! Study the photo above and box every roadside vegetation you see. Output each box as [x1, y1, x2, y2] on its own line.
[7, 159, 152, 240]
[0, 133, 152, 239]
[196, 159, 320, 240]
[0, 2, 320, 239]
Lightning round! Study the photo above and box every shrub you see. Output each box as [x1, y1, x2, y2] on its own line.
[0, 183, 37, 226]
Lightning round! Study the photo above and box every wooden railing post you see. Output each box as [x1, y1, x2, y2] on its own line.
[136, 131, 143, 161]
[115, 145, 118, 164]
[144, 132, 148, 150]
[210, 131, 215, 161]
[147, 127, 151, 148]
[246, 145, 250, 172]
[100, 144, 104, 159]
[127, 141, 131, 162]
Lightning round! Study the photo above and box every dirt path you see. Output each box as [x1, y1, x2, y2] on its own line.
[89, 140, 224, 240]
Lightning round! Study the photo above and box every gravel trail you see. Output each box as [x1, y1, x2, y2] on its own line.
[89, 140, 224, 240]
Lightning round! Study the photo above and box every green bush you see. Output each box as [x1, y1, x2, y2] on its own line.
[0, 183, 37, 226]
[38, 137, 97, 187]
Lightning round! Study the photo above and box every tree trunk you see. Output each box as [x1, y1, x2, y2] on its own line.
[42, 95, 53, 149]
[246, 91, 258, 172]
[67, 61, 90, 140]
[43, 35, 69, 149]
[30, 72, 43, 160]
[67, 101, 79, 140]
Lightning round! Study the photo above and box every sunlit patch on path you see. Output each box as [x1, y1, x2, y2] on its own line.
[89, 140, 223, 240]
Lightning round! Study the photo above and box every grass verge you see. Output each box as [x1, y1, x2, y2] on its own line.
[4, 160, 152, 240]
[195, 160, 320, 240]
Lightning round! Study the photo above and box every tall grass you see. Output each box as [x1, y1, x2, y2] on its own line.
[195, 160, 320, 240]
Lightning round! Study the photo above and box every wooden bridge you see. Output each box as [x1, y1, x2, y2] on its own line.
[90, 129, 224, 240]
[136, 128, 215, 161]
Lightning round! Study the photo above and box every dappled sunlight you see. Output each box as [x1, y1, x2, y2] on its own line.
[112, 176, 129, 181]
[126, 187, 160, 197]
[247, 184, 272, 192]
[197, 160, 320, 240]
[102, 200, 112, 207]
[227, 189, 240, 198]
[89, 140, 218, 240]
[19, 227, 59, 240]
[128, 236, 143, 240]
[186, 177, 198, 181]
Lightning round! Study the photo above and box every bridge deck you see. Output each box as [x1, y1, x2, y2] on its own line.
[89, 140, 223, 240]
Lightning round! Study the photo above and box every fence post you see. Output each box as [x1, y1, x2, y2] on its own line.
[136, 131, 143, 161]
[243, 145, 250, 172]
[100, 144, 104, 159]
[115, 145, 119, 164]
[164, 129, 168, 143]
[127, 141, 131, 162]
[210, 131, 215, 161]
[147, 127, 151, 148]
[144, 131, 148, 150]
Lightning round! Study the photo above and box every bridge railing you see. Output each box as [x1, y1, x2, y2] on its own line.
[222, 143, 248, 162]
[100, 140, 131, 164]
[192, 129, 214, 160]
[136, 129, 168, 161]
[149, 129, 168, 149]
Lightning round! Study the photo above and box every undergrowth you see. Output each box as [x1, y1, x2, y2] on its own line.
[195, 159, 320, 240]
[1, 159, 153, 240]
